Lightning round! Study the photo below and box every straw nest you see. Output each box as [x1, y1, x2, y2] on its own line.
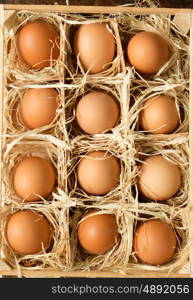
[0, 0, 191, 277]
[69, 204, 188, 275]
[4, 10, 66, 84]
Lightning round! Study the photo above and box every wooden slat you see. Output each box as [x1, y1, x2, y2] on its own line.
[173, 13, 192, 34]
[188, 12, 193, 277]
[2, 5, 193, 15]
[0, 269, 191, 278]
[0, 260, 12, 271]
[0, 4, 4, 261]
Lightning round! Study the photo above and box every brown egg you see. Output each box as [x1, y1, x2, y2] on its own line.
[139, 95, 179, 134]
[73, 23, 115, 74]
[127, 31, 170, 74]
[6, 210, 52, 255]
[77, 151, 121, 195]
[134, 219, 176, 265]
[76, 91, 120, 134]
[138, 155, 181, 201]
[16, 21, 60, 70]
[77, 211, 119, 255]
[19, 88, 59, 129]
[13, 156, 56, 201]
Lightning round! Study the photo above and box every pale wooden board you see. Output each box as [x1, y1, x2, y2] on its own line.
[0, 4, 4, 265]
[0, 4, 192, 278]
[173, 13, 191, 34]
[0, 269, 191, 278]
[188, 11, 193, 277]
[2, 5, 193, 14]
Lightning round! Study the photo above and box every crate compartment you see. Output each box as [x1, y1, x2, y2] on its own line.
[0, 204, 71, 272]
[64, 16, 126, 81]
[4, 10, 66, 84]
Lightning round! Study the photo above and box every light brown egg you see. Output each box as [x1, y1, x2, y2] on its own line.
[134, 219, 176, 265]
[77, 211, 119, 255]
[13, 156, 56, 201]
[138, 155, 181, 201]
[73, 23, 115, 74]
[6, 210, 52, 255]
[127, 31, 170, 74]
[19, 88, 59, 129]
[77, 151, 121, 195]
[16, 21, 60, 70]
[139, 95, 179, 134]
[76, 91, 120, 134]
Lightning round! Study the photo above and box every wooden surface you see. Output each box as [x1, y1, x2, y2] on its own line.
[0, 269, 191, 278]
[0, 1, 192, 278]
[1, 0, 193, 8]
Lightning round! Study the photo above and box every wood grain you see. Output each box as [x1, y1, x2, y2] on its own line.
[0, 269, 191, 278]
[1, 0, 193, 8]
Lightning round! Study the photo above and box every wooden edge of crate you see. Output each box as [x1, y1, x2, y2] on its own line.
[0, 269, 191, 278]
[2, 5, 193, 15]
[0, 3, 192, 278]
[189, 12, 193, 277]
[0, 4, 4, 260]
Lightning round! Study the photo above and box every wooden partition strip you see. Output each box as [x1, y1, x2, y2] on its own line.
[0, 269, 191, 278]
[2, 5, 193, 15]
[0, 4, 4, 260]
[188, 11, 193, 278]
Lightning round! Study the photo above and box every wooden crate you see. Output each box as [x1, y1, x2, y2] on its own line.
[0, 4, 193, 278]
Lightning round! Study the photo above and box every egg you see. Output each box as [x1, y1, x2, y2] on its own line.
[138, 155, 181, 201]
[77, 211, 119, 255]
[13, 156, 56, 201]
[127, 31, 170, 74]
[139, 95, 179, 134]
[134, 219, 176, 265]
[73, 23, 115, 74]
[16, 21, 60, 70]
[19, 88, 59, 129]
[77, 151, 120, 195]
[76, 91, 120, 134]
[6, 210, 52, 255]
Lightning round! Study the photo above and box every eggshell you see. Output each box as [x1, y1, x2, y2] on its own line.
[77, 151, 121, 195]
[127, 31, 170, 74]
[77, 211, 119, 255]
[16, 21, 60, 70]
[73, 23, 115, 74]
[6, 210, 52, 255]
[134, 219, 176, 265]
[139, 95, 179, 134]
[138, 155, 181, 201]
[13, 156, 56, 201]
[76, 91, 120, 134]
[19, 88, 59, 129]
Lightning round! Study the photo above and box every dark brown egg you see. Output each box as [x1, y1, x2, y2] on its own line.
[77, 211, 119, 255]
[76, 91, 120, 134]
[19, 88, 59, 129]
[127, 31, 170, 74]
[134, 219, 176, 265]
[6, 210, 52, 255]
[13, 156, 56, 201]
[73, 23, 115, 74]
[16, 21, 60, 70]
[77, 151, 121, 195]
[139, 95, 179, 134]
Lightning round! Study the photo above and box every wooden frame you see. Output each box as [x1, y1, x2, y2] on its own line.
[0, 4, 192, 278]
